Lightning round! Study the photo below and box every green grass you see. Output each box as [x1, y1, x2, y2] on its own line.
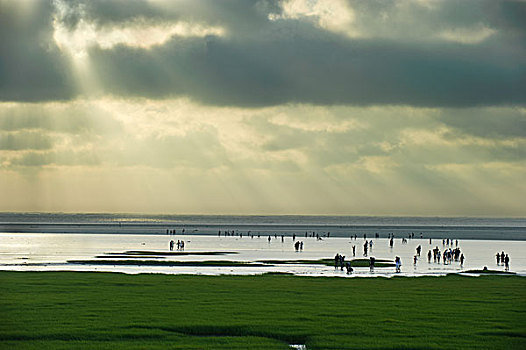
[462, 269, 516, 275]
[259, 258, 395, 267]
[68, 260, 269, 267]
[0, 272, 525, 349]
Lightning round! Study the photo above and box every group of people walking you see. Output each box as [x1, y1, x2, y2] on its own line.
[425, 246, 464, 266]
[334, 253, 353, 274]
[169, 240, 185, 251]
[496, 251, 510, 271]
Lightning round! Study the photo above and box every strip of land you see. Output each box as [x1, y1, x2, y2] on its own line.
[68, 260, 267, 267]
[259, 258, 395, 267]
[0, 271, 524, 349]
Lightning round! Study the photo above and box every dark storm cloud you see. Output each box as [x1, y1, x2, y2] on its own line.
[0, 1, 75, 102]
[1, 0, 525, 107]
[88, 33, 524, 107]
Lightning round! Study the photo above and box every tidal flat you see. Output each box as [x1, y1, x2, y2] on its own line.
[0, 271, 524, 349]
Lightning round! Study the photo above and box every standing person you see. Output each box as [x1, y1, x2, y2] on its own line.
[389, 237, 394, 248]
[427, 250, 432, 263]
[504, 254, 510, 271]
[369, 256, 375, 272]
[334, 253, 340, 269]
[496, 253, 501, 265]
[268, 235, 271, 243]
[169, 240, 174, 251]
[352, 245, 356, 257]
[460, 254, 465, 267]
[413, 255, 418, 265]
[416, 245, 421, 256]
[300, 241, 303, 251]
[363, 241, 368, 256]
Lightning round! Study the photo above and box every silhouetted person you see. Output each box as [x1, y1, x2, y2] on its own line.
[504, 254, 510, 271]
[496, 253, 501, 265]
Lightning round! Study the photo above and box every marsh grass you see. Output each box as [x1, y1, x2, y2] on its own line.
[259, 258, 395, 267]
[68, 260, 268, 267]
[1, 272, 524, 349]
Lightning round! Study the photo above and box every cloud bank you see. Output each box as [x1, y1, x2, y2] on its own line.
[0, 0, 525, 215]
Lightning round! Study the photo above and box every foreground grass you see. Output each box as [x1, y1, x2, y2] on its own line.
[0, 272, 524, 349]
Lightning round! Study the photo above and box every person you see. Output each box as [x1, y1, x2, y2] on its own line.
[389, 237, 394, 248]
[363, 241, 368, 256]
[334, 253, 340, 269]
[300, 241, 303, 251]
[413, 255, 418, 265]
[340, 255, 345, 271]
[294, 241, 300, 251]
[169, 240, 174, 251]
[504, 254, 510, 271]
[460, 254, 465, 267]
[352, 245, 356, 257]
[369, 256, 375, 272]
[268, 235, 271, 243]
[427, 250, 432, 263]
[496, 253, 501, 265]
[395, 256, 401, 273]
[416, 245, 421, 256]
[346, 261, 353, 274]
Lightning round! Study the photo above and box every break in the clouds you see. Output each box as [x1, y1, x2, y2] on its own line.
[0, 0, 525, 215]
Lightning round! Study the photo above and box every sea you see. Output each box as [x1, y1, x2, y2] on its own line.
[1, 213, 525, 277]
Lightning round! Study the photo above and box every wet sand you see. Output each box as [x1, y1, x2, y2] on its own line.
[1, 233, 524, 277]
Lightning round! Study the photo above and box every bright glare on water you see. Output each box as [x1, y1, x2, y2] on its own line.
[0, 233, 524, 277]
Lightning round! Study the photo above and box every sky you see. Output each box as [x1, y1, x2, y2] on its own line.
[0, 0, 525, 216]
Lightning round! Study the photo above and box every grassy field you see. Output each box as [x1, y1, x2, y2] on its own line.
[0, 272, 524, 349]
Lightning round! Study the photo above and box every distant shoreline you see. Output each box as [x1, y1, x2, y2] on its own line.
[2, 222, 526, 240]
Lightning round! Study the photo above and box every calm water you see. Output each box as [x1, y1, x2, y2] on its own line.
[1, 213, 526, 240]
[1, 213, 524, 277]
[0, 233, 524, 277]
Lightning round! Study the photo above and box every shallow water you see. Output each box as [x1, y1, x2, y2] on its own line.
[0, 233, 524, 277]
[2, 213, 526, 240]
